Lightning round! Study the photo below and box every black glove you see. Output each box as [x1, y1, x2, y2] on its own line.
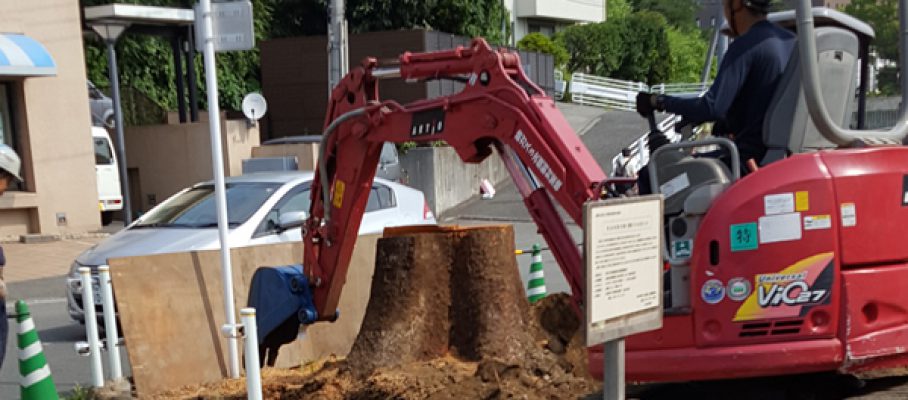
[636, 92, 656, 117]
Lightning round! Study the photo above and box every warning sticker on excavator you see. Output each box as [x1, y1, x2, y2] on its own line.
[333, 180, 346, 208]
[730, 223, 758, 252]
[804, 215, 831, 230]
[660, 173, 690, 198]
[796, 191, 809, 212]
[841, 203, 857, 227]
[764, 193, 795, 215]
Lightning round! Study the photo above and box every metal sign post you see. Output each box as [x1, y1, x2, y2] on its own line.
[584, 195, 664, 400]
[194, 0, 254, 380]
[90, 24, 132, 225]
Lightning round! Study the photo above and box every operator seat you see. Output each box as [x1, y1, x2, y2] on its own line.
[654, 25, 861, 215]
[761, 26, 861, 164]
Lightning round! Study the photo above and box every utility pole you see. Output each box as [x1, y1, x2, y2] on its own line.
[327, 0, 348, 95]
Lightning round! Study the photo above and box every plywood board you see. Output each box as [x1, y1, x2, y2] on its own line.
[109, 236, 379, 396]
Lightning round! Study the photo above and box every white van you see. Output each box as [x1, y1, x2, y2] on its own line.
[92, 127, 122, 225]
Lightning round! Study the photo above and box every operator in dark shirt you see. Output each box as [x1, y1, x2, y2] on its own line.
[635, 0, 796, 191]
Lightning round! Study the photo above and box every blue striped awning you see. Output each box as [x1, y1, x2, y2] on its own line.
[0, 34, 56, 77]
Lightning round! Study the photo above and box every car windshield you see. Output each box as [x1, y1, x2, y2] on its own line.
[134, 182, 281, 228]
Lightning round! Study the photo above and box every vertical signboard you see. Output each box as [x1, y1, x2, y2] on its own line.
[585, 195, 664, 344]
[584, 195, 664, 400]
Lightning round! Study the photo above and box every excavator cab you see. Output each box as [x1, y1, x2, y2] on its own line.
[609, 3, 908, 383]
[646, 8, 874, 311]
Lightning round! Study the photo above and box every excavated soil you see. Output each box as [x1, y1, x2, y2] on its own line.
[151, 226, 600, 399]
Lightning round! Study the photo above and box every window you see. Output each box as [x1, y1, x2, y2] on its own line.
[527, 20, 556, 37]
[0, 82, 23, 190]
[256, 183, 311, 236]
[367, 184, 396, 212]
[135, 182, 281, 228]
[94, 137, 114, 165]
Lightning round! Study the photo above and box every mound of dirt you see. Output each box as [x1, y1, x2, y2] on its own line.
[151, 294, 597, 400]
[151, 226, 600, 399]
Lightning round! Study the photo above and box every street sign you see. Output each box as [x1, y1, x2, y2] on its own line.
[584, 195, 664, 346]
[194, 1, 254, 52]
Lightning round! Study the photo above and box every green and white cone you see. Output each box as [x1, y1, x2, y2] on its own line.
[16, 300, 59, 400]
[527, 244, 547, 303]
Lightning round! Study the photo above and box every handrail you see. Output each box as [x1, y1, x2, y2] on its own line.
[796, 1, 908, 144]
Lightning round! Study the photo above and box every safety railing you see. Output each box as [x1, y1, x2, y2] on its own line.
[569, 73, 710, 111]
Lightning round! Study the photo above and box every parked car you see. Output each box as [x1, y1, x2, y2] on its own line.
[65, 171, 436, 323]
[88, 80, 114, 129]
[261, 135, 401, 182]
[92, 126, 123, 225]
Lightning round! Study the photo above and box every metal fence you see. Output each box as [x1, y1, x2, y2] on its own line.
[569, 73, 710, 111]
[854, 109, 899, 130]
[569, 73, 649, 111]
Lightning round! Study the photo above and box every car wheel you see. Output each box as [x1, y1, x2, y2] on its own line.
[101, 211, 114, 226]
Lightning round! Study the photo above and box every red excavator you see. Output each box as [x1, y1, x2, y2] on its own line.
[295, 0, 908, 384]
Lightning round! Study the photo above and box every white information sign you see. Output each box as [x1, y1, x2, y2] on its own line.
[585, 195, 664, 346]
[195, 1, 255, 52]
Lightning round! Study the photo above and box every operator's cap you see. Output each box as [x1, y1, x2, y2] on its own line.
[743, 0, 773, 12]
[0, 144, 23, 182]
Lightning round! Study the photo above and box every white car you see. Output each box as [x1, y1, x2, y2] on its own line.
[92, 127, 123, 226]
[66, 171, 436, 323]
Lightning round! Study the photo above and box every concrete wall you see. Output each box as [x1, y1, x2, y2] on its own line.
[125, 119, 259, 211]
[0, 0, 100, 237]
[250, 143, 319, 170]
[400, 147, 510, 217]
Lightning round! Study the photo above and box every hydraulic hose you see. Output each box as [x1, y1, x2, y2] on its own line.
[318, 107, 368, 224]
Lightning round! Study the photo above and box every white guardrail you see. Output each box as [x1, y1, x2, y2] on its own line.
[570, 73, 710, 110]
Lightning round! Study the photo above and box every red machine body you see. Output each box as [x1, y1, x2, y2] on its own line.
[595, 148, 908, 381]
[304, 38, 908, 383]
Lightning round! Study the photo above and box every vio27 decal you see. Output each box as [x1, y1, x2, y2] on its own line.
[733, 252, 834, 322]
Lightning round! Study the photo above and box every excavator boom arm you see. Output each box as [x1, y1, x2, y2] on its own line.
[304, 39, 608, 319]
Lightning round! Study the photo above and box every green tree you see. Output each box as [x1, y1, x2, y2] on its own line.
[82, 0, 272, 118]
[517, 33, 569, 68]
[617, 11, 672, 83]
[558, 11, 675, 84]
[845, 0, 899, 94]
[608, 0, 632, 19]
[666, 27, 708, 83]
[82, 0, 512, 125]
[629, 0, 698, 30]
[270, 0, 510, 44]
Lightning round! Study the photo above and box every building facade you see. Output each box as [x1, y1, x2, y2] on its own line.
[502, 0, 606, 45]
[0, 0, 100, 238]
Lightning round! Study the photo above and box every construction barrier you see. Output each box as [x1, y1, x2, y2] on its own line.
[16, 300, 60, 400]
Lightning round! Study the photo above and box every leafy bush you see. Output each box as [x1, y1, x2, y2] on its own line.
[557, 9, 707, 85]
[517, 33, 569, 68]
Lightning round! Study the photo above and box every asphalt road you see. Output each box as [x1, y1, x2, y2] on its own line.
[2, 258, 130, 398]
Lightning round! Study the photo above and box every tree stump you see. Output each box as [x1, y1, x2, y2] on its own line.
[346, 225, 537, 374]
